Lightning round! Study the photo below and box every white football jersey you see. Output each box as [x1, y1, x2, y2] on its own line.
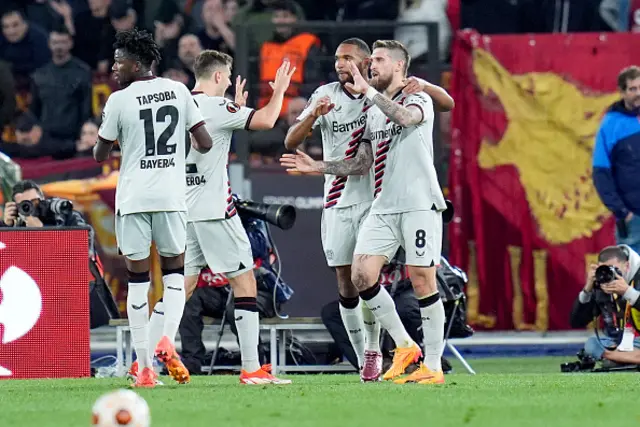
[364, 91, 446, 214]
[297, 82, 373, 209]
[186, 93, 255, 222]
[99, 77, 205, 215]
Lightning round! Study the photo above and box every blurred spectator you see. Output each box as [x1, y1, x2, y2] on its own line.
[257, 1, 324, 117]
[30, 28, 92, 144]
[249, 96, 321, 160]
[233, 0, 305, 55]
[48, 0, 76, 35]
[24, 0, 65, 34]
[395, 0, 451, 65]
[162, 66, 191, 85]
[0, 9, 51, 83]
[73, 0, 117, 72]
[0, 60, 16, 129]
[76, 119, 99, 157]
[143, 0, 182, 33]
[630, 0, 640, 32]
[0, 112, 74, 159]
[176, 34, 203, 88]
[197, 0, 235, 55]
[593, 66, 640, 254]
[110, 0, 138, 32]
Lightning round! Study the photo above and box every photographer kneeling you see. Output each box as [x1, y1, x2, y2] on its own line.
[571, 245, 640, 365]
[2, 180, 85, 228]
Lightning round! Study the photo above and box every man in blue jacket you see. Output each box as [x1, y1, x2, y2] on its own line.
[593, 66, 640, 253]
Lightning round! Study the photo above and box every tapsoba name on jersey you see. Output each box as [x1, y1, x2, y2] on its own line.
[331, 114, 367, 133]
[136, 90, 177, 105]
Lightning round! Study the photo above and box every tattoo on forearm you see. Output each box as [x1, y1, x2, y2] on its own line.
[371, 93, 419, 126]
[319, 142, 373, 176]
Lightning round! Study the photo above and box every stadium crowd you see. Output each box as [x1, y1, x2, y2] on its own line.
[0, 0, 637, 164]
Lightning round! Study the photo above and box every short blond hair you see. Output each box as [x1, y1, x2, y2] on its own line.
[193, 50, 233, 80]
[372, 40, 411, 76]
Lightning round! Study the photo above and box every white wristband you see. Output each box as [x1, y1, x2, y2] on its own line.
[365, 86, 378, 101]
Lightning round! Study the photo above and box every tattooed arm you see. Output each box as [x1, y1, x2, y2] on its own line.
[280, 141, 373, 176]
[317, 141, 373, 175]
[370, 92, 423, 128]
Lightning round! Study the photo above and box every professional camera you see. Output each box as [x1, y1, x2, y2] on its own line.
[593, 265, 623, 288]
[17, 198, 73, 220]
[234, 196, 296, 230]
[560, 349, 596, 373]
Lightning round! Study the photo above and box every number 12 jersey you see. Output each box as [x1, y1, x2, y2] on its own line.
[98, 77, 205, 215]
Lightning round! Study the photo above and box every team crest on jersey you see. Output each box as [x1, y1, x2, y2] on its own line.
[226, 102, 241, 113]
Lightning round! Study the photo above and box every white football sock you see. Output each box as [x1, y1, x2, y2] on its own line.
[234, 304, 261, 373]
[148, 300, 165, 354]
[362, 303, 381, 352]
[339, 299, 366, 367]
[420, 296, 445, 372]
[162, 272, 186, 343]
[127, 281, 152, 369]
[361, 285, 414, 349]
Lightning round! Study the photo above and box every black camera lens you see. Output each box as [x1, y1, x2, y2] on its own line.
[17, 200, 36, 217]
[595, 265, 620, 285]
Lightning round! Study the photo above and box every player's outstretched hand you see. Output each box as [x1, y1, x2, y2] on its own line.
[279, 149, 318, 174]
[344, 61, 369, 94]
[313, 96, 335, 118]
[235, 75, 248, 106]
[269, 59, 297, 95]
[402, 76, 427, 95]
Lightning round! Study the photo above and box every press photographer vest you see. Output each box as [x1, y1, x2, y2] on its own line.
[258, 33, 321, 117]
[623, 271, 640, 334]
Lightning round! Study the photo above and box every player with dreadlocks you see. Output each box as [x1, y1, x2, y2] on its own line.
[95, 28, 213, 388]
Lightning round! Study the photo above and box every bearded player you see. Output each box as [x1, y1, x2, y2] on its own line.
[94, 28, 213, 388]
[282, 38, 453, 382]
[179, 50, 294, 384]
[281, 40, 449, 385]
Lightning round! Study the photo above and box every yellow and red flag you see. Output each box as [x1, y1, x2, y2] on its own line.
[449, 30, 640, 330]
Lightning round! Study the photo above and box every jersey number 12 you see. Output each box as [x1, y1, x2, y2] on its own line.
[140, 106, 179, 156]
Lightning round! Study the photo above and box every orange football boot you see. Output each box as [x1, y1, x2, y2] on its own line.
[393, 363, 445, 385]
[155, 336, 190, 384]
[382, 343, 422, 381]
[239, 364, 292, 385]
[132, 367, 156, 388]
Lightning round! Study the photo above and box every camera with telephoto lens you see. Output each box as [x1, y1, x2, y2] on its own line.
[16, 198, 73, 223]
[233, 196, 296, 230]
[592, 264, 625, 345]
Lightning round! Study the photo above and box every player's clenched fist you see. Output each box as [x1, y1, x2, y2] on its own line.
[279, 149, 319, 174]
[269, 59, 297, 95]
[312, 96, 335, 118]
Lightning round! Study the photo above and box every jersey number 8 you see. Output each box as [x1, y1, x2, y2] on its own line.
[140, 106, 180, 157]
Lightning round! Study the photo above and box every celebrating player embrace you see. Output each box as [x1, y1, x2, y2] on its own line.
[281, 39, 451, 384]
[183, 50, 295, 384]
[94, 28, 213, 388]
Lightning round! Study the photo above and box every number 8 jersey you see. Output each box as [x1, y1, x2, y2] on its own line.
[98, 77, 205, 215]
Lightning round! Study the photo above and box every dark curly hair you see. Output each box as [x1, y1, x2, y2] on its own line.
[113, 27, 162, 69]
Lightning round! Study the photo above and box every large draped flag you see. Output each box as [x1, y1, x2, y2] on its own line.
[449, 30, 640, 330]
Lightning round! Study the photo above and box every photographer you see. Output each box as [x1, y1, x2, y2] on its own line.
[571, 245, 640, 364]
[2, 180, 85, 228]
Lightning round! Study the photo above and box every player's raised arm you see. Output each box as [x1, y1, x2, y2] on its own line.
[346, 61, 423, 128]
[247, 59, 296, 130]
[402, 76, 454, 112]
[94, 94, 118, 162]
[284, 93, 334, 150]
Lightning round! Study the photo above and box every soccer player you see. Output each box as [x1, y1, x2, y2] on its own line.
[94, 28, 213, 388]
[280, 40, 448, 385]
[182, 50, 294, 384]
[282, 38, 453, 382]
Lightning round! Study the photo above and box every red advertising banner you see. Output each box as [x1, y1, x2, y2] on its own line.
[449, 31, 640, 331]
[0, 228, 91, 379]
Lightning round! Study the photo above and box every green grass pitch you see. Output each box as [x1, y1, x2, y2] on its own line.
[2, 357, 639, 427]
